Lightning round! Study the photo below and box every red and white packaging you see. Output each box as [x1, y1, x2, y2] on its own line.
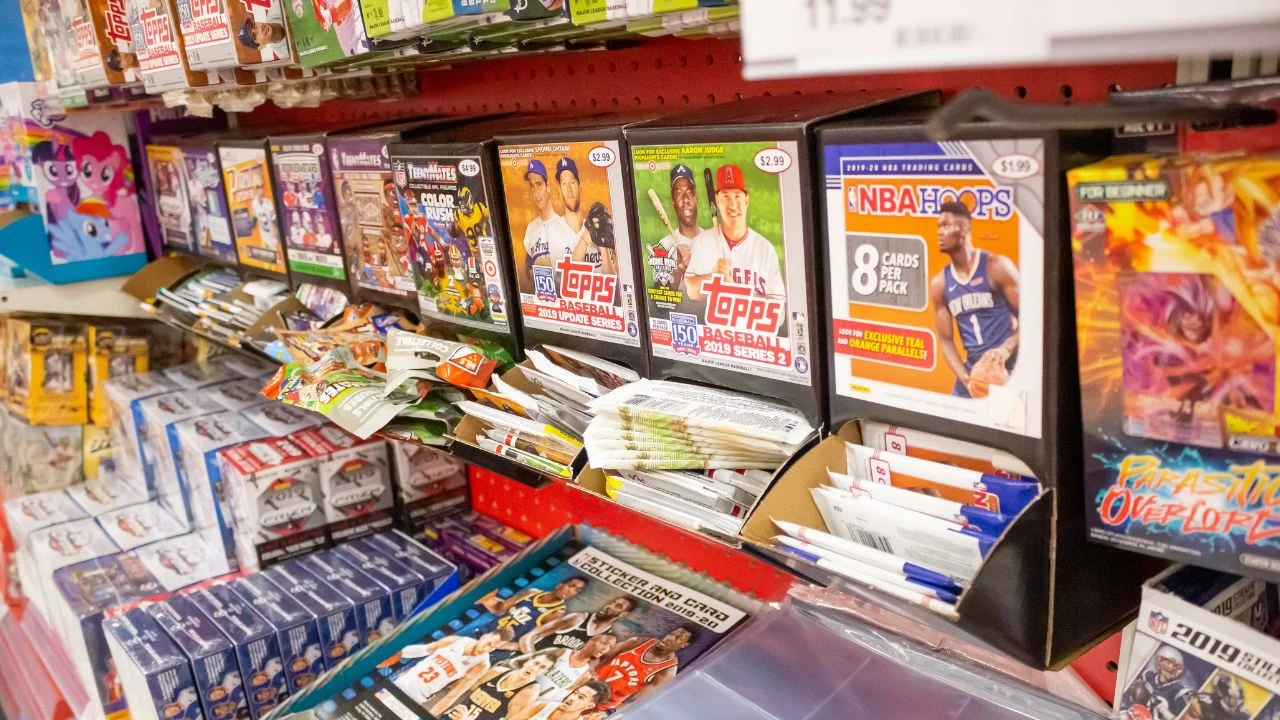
[291, 426, 394, 543]
[218, 436, 325, 569]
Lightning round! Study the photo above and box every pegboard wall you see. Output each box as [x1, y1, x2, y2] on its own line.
[468, 467, 794, 601]
[243, 37, 1179, 129]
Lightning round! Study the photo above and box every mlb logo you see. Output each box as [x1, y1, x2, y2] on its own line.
[1148, 612, 1168, 634]
[670, 313, 700, 357]
[392, 161, 407, 188]
[533, 265, 557, 301]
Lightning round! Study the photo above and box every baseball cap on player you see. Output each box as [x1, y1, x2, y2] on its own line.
[670, 164, 694, 188]
[555, 157, 578, 181]
[525, 159, 548, 182]
[238, 18, 261, 49]
[716, 164, 747, 193]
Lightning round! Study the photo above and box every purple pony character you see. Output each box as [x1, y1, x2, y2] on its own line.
[32, 140, 79, 225]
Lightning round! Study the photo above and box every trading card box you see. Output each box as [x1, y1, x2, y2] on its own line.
[290, 426, 394, 543]
[175, 0, 294, 71]
[231, 573, 327, 693]
[20, 517, 119, 620]
[217, 138, 290, 280]
[495, 121, 650, 375]
[1070, 154, 1280, 578]
[263, 562, 362, 667]
[65, 477, 146, 517]
[81, 425, 113, 482]
[327, 118, 474, 309]
[133, 529, 235, 591]
[1117, 565, 1280, 720]
[97, 500, 189, 551]
[219, 436, 327, 569]
[87, 322, 149, 427]
[147, 593, 251, 720]
[462, 510, 533, 552]
[389, 442, 468, 530]
[508, 0, 569, 20]
[105, 370, 180, 492]
[138, 390, 227, 520]
[6, 316, 88, 425]
[270, 133, 350, 291]
[178, 138, 241, 267]
[130, 0, 224, 93]
[67, 0, 117, 89]
[357, 530, 454, 589]
[7, 418, 83, 494]
[330, 541, 425, 622]
[146, 143, 199, 254]
[163, 359, 244, 391]
[184, 581, 291, 719]
[420, 516, 511, 573]
[295, 552, 396, 645]
[625, 94, 935, 426]
[207, 377, 272, 412]
[103, 608, 201, 720]
[4, 489, 85, 546]
[284, 0, 375, 68]
[241, 402, 325, 437]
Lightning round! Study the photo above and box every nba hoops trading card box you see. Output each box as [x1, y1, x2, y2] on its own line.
[146, 143, 197, 255]
[389, 123, 521, 356]
[1069, 154, 1280, 578]
[625, 94, 933, 425]
[271, 133, 350, 290]
[496, 122, 648, 375]
[179, 138, 239, 267]
[219, 138, 289, 281]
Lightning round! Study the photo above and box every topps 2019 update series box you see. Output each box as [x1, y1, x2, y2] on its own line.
[1069, 155, 1280, 579]
[495, 121, 648, 374]
[624, 94, 933, 424]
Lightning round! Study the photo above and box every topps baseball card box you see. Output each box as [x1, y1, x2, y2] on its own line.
[271, 133, 350, 290]
[147, 594, 252, 720]
[1070, 154, 1280, 578]
[130, 0, 223, 93]
[103, 608, 203, 720]
[218, 138, 289, 280]
[284, 0, 374, 68]
[496, 121, 648, 373]
[388, 123, 522, 354]
[626, 94, 933, 424]
[179, 138, 240, 267]
[185, 581, 292, 719]
[175, 0, 293, 71]
[87, 322, 149, 427]
[147, 143, 198, 255]
[6, 316, 88, 425]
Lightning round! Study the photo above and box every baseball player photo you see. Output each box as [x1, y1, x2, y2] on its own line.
[929, 200, 1020, 399]
[683, 163, 785, 303]
[520, 158, 582, 288]
[650, 164, 704, 291]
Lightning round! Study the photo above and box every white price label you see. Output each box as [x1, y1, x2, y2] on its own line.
[742, 0, 1048, 78]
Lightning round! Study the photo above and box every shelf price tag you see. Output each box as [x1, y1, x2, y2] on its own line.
[741, 0, 1049, 78]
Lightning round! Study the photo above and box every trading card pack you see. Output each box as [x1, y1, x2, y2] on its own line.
[857, 419, 1035, 477]
[185, 582, 290, 719]
[290, 426, 394, 542]
[263, 562, 361, 666]
[87, 323, 149, 427]
[844, 443, 1039, 515]
[390, 442, 468, 530]
[4, 489, 85, 546]
[175, 0, 293, 70]
[130, 0, 223, 92]
[330, 540, 424, 622]
[271, 134, 349, 288]
[284, 0, 374, 67]
[147, 143, 198, 253]
[96, 500, 188, 551]
[218, 139, 289, 278]
[219, 436, 327, 569]
[496, 126, 647, 372]
[179, 140, 239, 266]
[1070, 155, 1280, 577]
[388, 133, 518, 351]
[103, 608, 202, 720]
[7, 316, 88, 425]
[231, 573, 326, 693]
[295, 551, 396, 645]
[147, 594, 251, 720]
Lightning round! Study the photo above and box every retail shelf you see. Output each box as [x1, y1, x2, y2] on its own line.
[0, 255, 149, 318]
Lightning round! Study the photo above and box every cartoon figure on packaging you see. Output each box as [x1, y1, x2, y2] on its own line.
[73, 131, 140, 251]
[33, 140, 79, 225]
[49, 198, 129, 261]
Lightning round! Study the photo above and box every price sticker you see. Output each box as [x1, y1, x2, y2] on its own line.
[742, 0, 1048, 78]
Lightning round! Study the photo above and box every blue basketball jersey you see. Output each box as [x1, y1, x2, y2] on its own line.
[943, 251, 1014, 369]
[492, 591, 565, 638]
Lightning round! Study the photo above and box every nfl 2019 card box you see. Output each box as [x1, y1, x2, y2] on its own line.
[1069, 154, 1280, 580]
[624, 93, 937, 426]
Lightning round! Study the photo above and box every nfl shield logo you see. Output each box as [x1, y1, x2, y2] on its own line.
[393, 160, 407, 187]
[1148, 612, 1168, 634]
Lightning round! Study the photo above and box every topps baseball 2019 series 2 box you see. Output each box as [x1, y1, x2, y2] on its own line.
[218, 138, 290, 279]
[1069, 155, 1280, 578]
[495, 122, 648, 374]
[178, 139, 239, 267]
[625, 94, 932, 423]
[271, 133, 350, 289]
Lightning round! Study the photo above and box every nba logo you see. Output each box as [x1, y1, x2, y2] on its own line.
[393, 161, 407, 188]
[1148, 612, 1168, 634]
[670, 313, 700, 356]
[533, 265, 557, 301]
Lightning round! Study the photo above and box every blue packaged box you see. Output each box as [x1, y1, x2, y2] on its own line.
[330, 542, 424, 623]
[294, 553, 396, 646]
[147, 594, 251, 720]
[103, 607, 203, 720]
[184, 582, 289, 720]
[357, 531, 455, 594]
[230, 574, 325, 693]
[263, 564, 361, 668]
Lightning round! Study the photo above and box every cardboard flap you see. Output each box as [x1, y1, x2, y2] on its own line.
[121, 255, 201, 302]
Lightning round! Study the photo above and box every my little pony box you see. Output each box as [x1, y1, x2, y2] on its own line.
[0, 82, 147, 283]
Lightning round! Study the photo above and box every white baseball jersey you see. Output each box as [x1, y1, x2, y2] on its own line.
[524, 213, 579, 268]
[659, 227, 701, 251]
[536, 651, 593, 703]
[392, 639, 490, 703]
[566, 216, 604, 272]
[686, 226, 785, 299]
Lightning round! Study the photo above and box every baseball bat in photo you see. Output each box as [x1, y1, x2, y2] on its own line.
[704, 167, 718, 221]
[647, 188, 678, 237]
